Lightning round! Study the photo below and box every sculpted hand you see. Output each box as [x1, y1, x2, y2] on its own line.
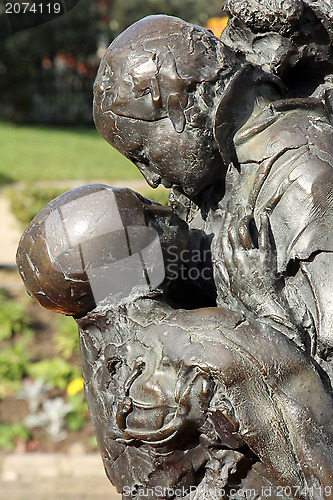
[216, 205, 290, 321]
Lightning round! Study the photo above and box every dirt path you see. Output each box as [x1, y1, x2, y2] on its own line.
[0, 453, 121, 499]
[0, 190, 22, 267]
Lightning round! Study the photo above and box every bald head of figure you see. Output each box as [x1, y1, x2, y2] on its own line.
[16, 184, 188, 317]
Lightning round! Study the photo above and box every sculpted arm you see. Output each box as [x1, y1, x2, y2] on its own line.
[77, 300, 333, 499]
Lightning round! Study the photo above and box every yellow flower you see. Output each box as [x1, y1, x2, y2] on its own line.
[67, 377, 84, 396]
[204, 17, 228, 38]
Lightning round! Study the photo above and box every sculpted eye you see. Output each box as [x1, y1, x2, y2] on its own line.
[106, 356, 122, 376]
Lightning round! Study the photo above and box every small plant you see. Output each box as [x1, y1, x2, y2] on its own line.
[0, 297, 34, 341]
[65, 378, 87, 432]
[54, 316, 79, 360]
[0, 423, 30, 451]
[67, 377, 84, 396]
[27, 357, 81, 390]
[16, 379, 50, 413]
[0, 339, 31, 396]
[0, 292, 34, 396]
[24, 397, 73, 441]
[66, 392, 88, 432]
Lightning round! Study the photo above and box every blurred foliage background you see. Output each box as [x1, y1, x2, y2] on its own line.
[0, 0, 225, 124]
[0, 0, 227, 452]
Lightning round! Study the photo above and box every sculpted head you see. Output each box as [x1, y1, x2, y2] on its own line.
[101, 335, 212, 447]
[93, 15, 238, 195]
[16, 184, 187, 317]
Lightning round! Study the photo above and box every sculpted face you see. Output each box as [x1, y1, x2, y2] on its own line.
[79, 321, 213, 449]
[93, 15, 236, 195]
[94, 110, 222, 195]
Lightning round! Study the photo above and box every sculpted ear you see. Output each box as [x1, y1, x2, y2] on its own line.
[214, 64, 255, 168]
[167, 94, 186, 133]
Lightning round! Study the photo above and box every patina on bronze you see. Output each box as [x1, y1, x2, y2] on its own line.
[17, 2, 333, 499]
[16, 182, 333, 499]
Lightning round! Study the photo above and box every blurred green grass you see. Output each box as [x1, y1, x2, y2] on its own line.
[0, 121, 141, 183]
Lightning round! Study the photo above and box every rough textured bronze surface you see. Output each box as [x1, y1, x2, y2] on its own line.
[17, 3, 333, 499]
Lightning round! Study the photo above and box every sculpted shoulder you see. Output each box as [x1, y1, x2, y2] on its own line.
[234, 98, 333, 164]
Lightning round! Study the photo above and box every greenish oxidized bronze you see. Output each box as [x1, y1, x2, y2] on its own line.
[17, 2, 333, 499]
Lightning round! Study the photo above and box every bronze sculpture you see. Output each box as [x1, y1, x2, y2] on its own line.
[16, 2, 333, 498]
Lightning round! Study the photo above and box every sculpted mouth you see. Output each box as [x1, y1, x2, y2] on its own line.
[130, 400, 176, 410]
[123, 407, 184, 445]
[115, 394, 181, 444]
[160, 178, 173, 188]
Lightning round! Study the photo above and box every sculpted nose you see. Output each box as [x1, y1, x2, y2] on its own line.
[94, 80, 114, 111]
[144, 173, 161, 188]
[124, 360, 146, 395]
[95, 83, 105, 96]
[95, 81, 112, 100]
[93, 83, 106, 107]
[136, 163, 161, 188]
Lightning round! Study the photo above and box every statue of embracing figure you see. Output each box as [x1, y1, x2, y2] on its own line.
[17, 2, 333, 498]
